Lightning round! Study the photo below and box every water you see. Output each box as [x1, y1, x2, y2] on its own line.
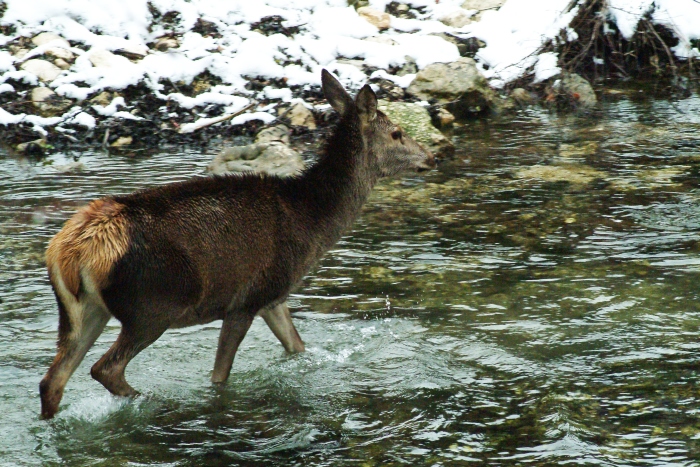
[2, 90, 700, 466]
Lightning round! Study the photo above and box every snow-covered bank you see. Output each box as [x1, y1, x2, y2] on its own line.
[0, 0, 699, 149]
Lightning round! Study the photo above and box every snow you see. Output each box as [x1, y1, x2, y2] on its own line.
[1, 0, 699, 135]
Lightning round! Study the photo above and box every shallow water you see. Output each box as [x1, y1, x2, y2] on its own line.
[2, 91, 700, 466]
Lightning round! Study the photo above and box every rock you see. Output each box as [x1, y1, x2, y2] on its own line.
[208, 142, 305, 177]
[53, 58, 71, 70]
[20, 59, 62, 82]
[31, 87, 72, 116]
[44, 47, 74, 61]
[516, 164, 605, 185]
[288, 103, 316, 129]
[9, 46, 29, 59]
[461, 0, 506, 11]
[510, 88, 534, 105]
[378, 100, 454, 158]
[154, 36, 180, 51]
[32, 32, 70, 49]
[111, 136, 133, 147]
[357, 7, 391, 30]
[434, 108, 455, 128]
[406, 57, 497, 118]
[364, 36, 398, 46]
[54, 161, 86, 173]
[255, 124, 290, 144]
[396, 56, 417, 76]
[439, 9, 473, 28]
[113, 44, 149, 60]
[16, 138, 49, 155]
[87, 49, 121, 68]
[558, 74, 597, 108]
[90, 91, 113, 107]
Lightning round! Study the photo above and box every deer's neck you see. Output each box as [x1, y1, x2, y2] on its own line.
[285, 118, 379, 246]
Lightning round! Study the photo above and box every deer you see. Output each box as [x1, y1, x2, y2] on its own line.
[39, 69, 436, 419]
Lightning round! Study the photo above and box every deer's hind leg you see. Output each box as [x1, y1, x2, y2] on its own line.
[90, 318, 170, 397]
[40, 290, 111, 419]
[260, 302, 305, 354]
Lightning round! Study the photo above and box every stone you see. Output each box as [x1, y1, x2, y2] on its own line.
[406, 57, 497, 117]
[207, 141, 305, 177]
[10, 46, 29, 59]
[357, 7, 391, 30]
[154, 36, 180, 52]
[435, 108, 455, 128]
[396, 56, 417, 76]
[90, 91, 113, 107]
[53, 58, 71, 70]
[510, 88, 534, 105]
[364, 36, 398, 46]
[516, 164, 605, 185]
[255, 124, 290, 144]
[439, 9, 473, 28]
[111, 136, 133, 147]
[87, 49, 122, 68]
[461, 0, 506, 11]
[558, 74, 597, 108]
[20, 59, 62, 82]
[44, 47, 74, 61]
[378, 100, 454, 159]
[288, 103, 316, 129]
[32, 32, 70, 49]
[16, 138, 49, 155]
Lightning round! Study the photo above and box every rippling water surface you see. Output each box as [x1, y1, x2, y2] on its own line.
[2, 90, 700, 466]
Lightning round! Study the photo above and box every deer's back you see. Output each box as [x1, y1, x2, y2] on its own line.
[56, 174, 305, 327]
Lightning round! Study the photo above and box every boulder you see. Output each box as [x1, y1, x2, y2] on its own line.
[378, 100, 454, 158]
[357, 7, 391, 30]
[20, 59, 62, 82]
[406, 57, 497, 117]
[256, 124, 291, 144]
[208, 125, 305, 177]
[208, 142, 304, 177]
[558, 74, 597, 108]
[31, 87, 72, 116]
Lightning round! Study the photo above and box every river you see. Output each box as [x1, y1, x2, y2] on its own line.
[2, 88, 700, 465]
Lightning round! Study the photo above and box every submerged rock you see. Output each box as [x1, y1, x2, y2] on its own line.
[406, 57, 497, 118]
[378, 100, 454, 158]
[516, 164, 605, 185]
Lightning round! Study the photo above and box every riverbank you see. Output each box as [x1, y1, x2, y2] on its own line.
[1, 0, 699, 154]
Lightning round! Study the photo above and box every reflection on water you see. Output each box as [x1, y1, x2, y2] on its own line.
[2, 91, 700, 465]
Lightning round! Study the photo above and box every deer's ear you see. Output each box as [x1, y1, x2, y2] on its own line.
[355, 84, 377, 123]
[322, 69, 353, 116]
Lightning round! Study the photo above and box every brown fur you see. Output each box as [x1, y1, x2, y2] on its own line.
[46, 198, 130, 298]
[39, 70, 435, 419]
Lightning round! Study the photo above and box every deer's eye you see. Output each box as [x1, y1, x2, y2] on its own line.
[391, 130, 402, 140]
